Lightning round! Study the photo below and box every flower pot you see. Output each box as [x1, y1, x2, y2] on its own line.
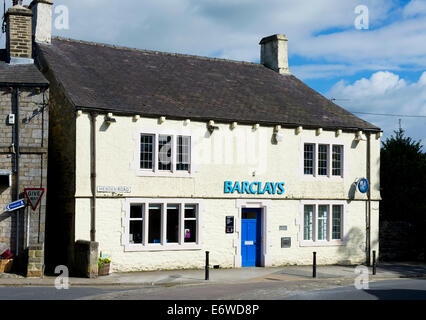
[0, 259, 13, 273]
[98, 263, 110, 276]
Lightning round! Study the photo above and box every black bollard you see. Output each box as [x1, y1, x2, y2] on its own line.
[205, 251, 210, 280]
[372, 250, 377, 275]
[313, 252, 317, 278]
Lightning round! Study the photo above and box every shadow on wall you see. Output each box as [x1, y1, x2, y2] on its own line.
[348, 182, 357, 200]
[337, 227, 365, 265]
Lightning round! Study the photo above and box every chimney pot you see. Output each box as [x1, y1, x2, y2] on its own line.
[259, 34, 291, 75]
[29, 0, 53, 44]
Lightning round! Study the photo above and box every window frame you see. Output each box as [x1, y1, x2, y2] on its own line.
[123, 198, 202, 252]
[129, 204, 144, 244]
[332, 145, 344, 177]
[299, 200, 346, 246]
[140, 134, 155, 171]
[133, 128, 194, 177]
[301, 139, 346, 179]
[176, 135, 191, 172]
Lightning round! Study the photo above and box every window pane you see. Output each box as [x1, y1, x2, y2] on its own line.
[318, 145, 328, 176]
[304, 205, 314, 240]
[184, 205, 197, 243]
[129, 220, 143, 244]
[158, 135, 172, 171]
[242, 212, 257, 220]
[185, 205, 197, 219]
[184, 220, 197, 243]
[148, 204, 162, 244]
[167, 205, 179, 243]
[130, 204, 143, 219]
[177, 136, 191, 172]
[332, 145, 343, 176]
[304, 144, 314, 175]
[317, 205, 328, 240]
[332, 205, 342, 240]
[140, 135, 154, 170]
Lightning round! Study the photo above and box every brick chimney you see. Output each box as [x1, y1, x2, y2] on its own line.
[29, 0, 53, 44]
[5, 0, 34, 64]
[259, 34, 291, 75]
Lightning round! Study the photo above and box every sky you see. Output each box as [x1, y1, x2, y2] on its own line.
[2, 0, 425, 146]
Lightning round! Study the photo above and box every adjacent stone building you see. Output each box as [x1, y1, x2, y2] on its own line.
[0, 1, 49, 277]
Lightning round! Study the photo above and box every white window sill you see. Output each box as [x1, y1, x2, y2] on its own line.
[299, 240, 344, 247]
[301, 175, 344, 181]
[124, 243, 202, 252]
[136, 170, 194, 178]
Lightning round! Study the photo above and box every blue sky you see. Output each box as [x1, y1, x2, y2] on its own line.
[2, 0, 425, 145]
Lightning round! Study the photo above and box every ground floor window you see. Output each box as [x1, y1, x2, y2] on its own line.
[301, 202, 344, 245]
[125, 199, 200, 251]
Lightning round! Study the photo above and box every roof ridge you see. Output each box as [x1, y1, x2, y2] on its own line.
[51, 36, 262, 66]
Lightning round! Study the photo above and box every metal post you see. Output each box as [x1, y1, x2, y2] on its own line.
[372, 250, 376, 275]
[205, 251, 210, 280]
[313, 252, 317, 278]
[26, 206, 30, 248]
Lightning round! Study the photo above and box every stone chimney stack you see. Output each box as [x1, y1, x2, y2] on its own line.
[259, 34, 291, 75]
[29, 0, 53, 44]
[5, 0, 34, 64]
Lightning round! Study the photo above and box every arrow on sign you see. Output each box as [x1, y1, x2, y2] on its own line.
[6, 199, 26, 212]
[24, 188, 46, 211]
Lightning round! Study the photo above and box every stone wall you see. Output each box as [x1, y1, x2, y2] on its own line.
[379, 220, 418, 261]
[35, 47, 77, 273]
[0, 87, 48, 275]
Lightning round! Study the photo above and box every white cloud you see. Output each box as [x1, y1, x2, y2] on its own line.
[2, 1, 424, 73]
[328, 71, 426, 142]
[403, 0, 426, 18]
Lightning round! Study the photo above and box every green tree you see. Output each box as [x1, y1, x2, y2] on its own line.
[380, 128, 426, 260]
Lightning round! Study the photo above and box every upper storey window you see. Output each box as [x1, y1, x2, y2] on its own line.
[138, 132, 192, 176]
[303, 143, 344, 178]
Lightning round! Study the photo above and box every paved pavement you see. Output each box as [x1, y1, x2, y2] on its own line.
[0, 262, 425, 288]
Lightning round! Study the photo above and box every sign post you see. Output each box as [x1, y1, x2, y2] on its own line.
[24, 188, 46, 211]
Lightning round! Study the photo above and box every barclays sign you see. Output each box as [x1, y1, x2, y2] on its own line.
[224, 181, 285, 195]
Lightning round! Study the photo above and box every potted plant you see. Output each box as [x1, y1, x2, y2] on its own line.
[98, 257, 111, 276]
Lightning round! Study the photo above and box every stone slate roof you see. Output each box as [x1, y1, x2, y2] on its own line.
[37, 37, 379, 131]
[0, 61, 49, 87]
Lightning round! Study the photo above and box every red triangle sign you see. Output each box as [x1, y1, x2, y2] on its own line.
[24, 188, 46, 211]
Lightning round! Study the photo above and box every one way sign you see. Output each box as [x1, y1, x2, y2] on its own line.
[24, 188, 46, 211]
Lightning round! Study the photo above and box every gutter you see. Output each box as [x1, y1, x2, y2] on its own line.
[0, 83, 49, 88]
[75, 107, 382, 133]
[13, 88, 21, 256]
[366, 132, 372, 266]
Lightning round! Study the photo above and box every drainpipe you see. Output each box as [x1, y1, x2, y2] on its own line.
[366, 132, 371, 266]
[90, 113, 97, 242]
[13, 88, 21, 256]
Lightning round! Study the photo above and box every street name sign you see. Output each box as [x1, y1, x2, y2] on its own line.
[6, 199, 26, 212]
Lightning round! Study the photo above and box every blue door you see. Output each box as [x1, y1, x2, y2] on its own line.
[241, 208, 262, 267]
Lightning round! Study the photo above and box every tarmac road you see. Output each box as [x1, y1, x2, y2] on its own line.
[287, 278, 426, 300]
[0, 278, 424, 300]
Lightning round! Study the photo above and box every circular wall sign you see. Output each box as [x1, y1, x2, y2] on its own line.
[358, 178, 369, 193]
